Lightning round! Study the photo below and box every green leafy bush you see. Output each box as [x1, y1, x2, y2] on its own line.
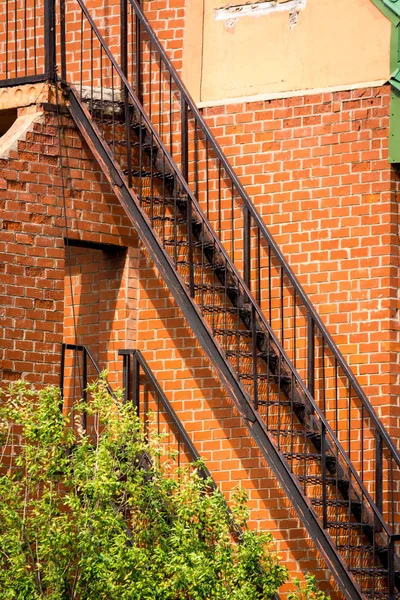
[288, 573, 331, 600]
[0, 379, 288, 599]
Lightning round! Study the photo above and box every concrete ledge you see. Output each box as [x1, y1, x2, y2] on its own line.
[0, 82, 55, 112]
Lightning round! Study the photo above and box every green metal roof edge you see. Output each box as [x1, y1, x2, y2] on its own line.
[370, 0, 400, 25]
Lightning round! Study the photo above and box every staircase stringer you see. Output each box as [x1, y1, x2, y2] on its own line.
[66, 84, 365, 600]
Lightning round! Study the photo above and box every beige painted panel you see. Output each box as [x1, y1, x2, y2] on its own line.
[182, 0, 391, 103]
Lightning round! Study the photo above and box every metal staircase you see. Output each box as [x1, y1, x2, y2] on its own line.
[17, 0, 400, 597]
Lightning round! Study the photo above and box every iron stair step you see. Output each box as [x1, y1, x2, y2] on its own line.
[337, 544, 386, 554]
[193, 282, 238, 294]
[164, 239, 215, 250]
[140, 195, 187, 206]
[284, 452, 336, 466]
[298, 474, 350, 488]
[225, 349, 275, 360]
[310, 497, 362, 508]
[202, 305, 251, 315]
[326, 520, 374, 533]
[151, 215, 186, 225]
[269, 427, 322, 443]
[105, 139, 159, 153]
[125, 168, 175, 180]
[364, 593, 400, 600]
[238, 372, 292, 385]
[213, 328, 252, 339]
[349, 567, 388, 576]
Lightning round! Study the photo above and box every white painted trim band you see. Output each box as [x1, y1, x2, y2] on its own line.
[197, 79, 389, 108]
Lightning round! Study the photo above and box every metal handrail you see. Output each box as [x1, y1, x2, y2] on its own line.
[127, 0, 400, 475]
[60, 345, 247, 540]
[60, 2, 400, 592]
[65, 0, 393, 538]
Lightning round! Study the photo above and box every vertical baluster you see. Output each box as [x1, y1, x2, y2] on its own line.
[136, 1, 142, 102]
[111, 67, 116, 154]
[290, 372, 294, 470]
[161, 151, 166, 229]
[122, 352, 130, 404]
[44, 0, 55, 79]
[181, 97, 188, 182]
[257, 228, 261, 306]
[82, 347, 87, 432]
[277, 352, 281, 451]
[206, 138, 209, 218]
[80, 11, 83, 96]
[132, 352, 140, 416]
[6, 0, 9, 79]
[348, 382, 351, 460]
[33, 0, 37, 74]
[186, 174, 195, 297]
[127, 102, 135, 189]
[59, 342, 66, 408]
[346, 464, 351, 569]
[100, 49, 104, 128]
[120, 0, 128, 77]
[307, 314, 315, 397]
[268, 246, 272, 325]
[321, 423, 327, 529]
[159, 56, 162, 136]
[321, 337, 325, 415]
[14, 0, 17, 78]
[24, 0, 27, 75]
[200, 218, 205, 312]
[194, 120, 199, 198]
[231, 182, 235, 262]
[390, 455, 394, 531]
[293, 289, 297, 369]
[90, 28, 93, 115]
[218, 161, 222, 237]
[139, 112, 143, 202]
[170, 74, 173, 156]
[251, 305, 258, 410]
[243, 206, 250, 288]
[60, 0, 66, 82]
[266, 334, 270, 430]
[361, 402, 364, 483]
[173, 160, 177, 265]
[280, 266, 284, 346]
[389, 536, 396, 600]
[148, 39, 152, 117]
[122, 6, 133, 190]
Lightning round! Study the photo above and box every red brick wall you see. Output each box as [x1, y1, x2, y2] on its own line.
[0, 110, 139, 388]
[199, 85, 400, 437]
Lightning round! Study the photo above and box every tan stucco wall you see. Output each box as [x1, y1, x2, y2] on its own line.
[183, 0, 391, 104]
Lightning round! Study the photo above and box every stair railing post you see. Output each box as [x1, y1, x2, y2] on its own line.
[307, 314, 315, 398]
[59, 343, 66, 410]
[120, 0, 128, 78]
[181, 97, 189, 182]
[60, 0, 67, 82]
[132, 352, 140, 416]
[44, 0, 56, 80]
[122, 352, 130, 404]
[135, 0, 142, 103]
[180, 97, 194, 296]
[82, 346, 87, 431]
[321, 422, 328, 529]
[389, 536, 395, 600]
[376, 432, 383, 514]
[243, 206, 250, 289]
